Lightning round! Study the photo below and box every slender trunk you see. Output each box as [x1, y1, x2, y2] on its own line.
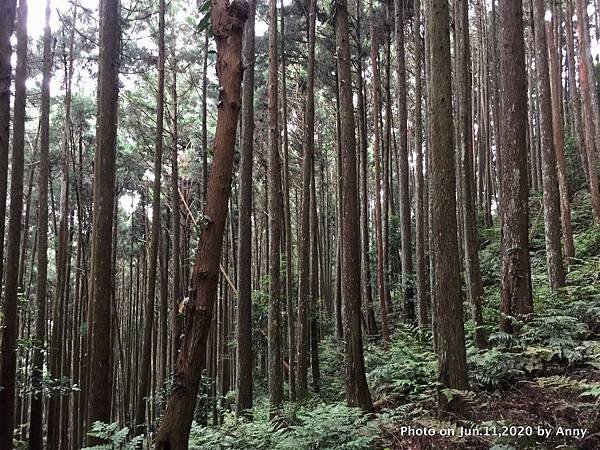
[337, 0, 373, 411]
[395, 0, 414, 322]
[87, 0, 120, 435]
[574, 0, 600, 222]
[0, 0, 17, 287]
[428, 0, 469, 407]
[154, 2, 247, 446]
[499, 0, 533, 332]
[29, 1, 51, 447]
[297, 0, 316, 400]
[0, 1, 27, 445]
[135, 0, 166, 430]
[370, 0, 391, 344]
[546, 13, 574, 262]
[455, 0, 485, 348]
[532, 0, 565, 290]
[236, 0, 255, 413]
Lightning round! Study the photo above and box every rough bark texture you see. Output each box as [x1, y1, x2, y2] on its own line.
[280, 0, 296, 403]
[413, 0, 428, 331]
[336, 0, 373, 411]
[574, 0, 600, 223]
[0, 0, 16, 288]
[532, 0, 565, 290]
[356, 0, 378, 336]
[135, 0, 166, 430]
[29, 1, 51, 447]
[297, 0, 316, 401]
[498, 0, 532, 332]
[154, 1, 248, 447]
[395, 0, 414, 322]
[428, 0, 469, 403]
[455, 0, 485, 348]
[546, 17, 574, 262]
[267, 0, 284, 409]
[0, 1, 27, 445]
[87, 0, 120, 435]
[369, 0, 391, 345]
[236, 0, 255, 414]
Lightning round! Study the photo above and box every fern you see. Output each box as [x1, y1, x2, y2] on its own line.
[82, 422, 144, 450]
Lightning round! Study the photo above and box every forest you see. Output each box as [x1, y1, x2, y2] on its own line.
[0, 0, 599, 448]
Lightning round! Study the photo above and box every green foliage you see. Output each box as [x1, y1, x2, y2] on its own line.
[365, 326, 436, 400]
[82, 422, 144, 450]
[188, 403, 380, 450]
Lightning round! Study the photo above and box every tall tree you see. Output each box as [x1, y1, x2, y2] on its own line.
[0, 0, 27, 445]
[574, 0, 600, 222]
[498, 0, 532, 332]
[0, 0, 17, 285]
[154, 1, 248, 446]
[87, 0, 120, 435]
[297, 0, 316, 400]
[236, 0, 255, 414]
[413, 0, 428, 330]
[546, 12, 574, 262]
[428, 0, 468, 405]
[531, 0, 565, 290]
[395, 0, 414, 322]
[280, 0, 296, 403]
[267, 0, 284, 409]
[336, 0, 373, 411]
[135, 0, 166, 430]
[29, 1, 52, 447]
[369, 0, 391, 345]
[455, 0, 485, 348]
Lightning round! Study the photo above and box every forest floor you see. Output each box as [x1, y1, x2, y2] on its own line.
[187, 192, 600, 450]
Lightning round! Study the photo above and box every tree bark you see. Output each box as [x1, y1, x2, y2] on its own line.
[296, 0, 316, 400]
[337, 0, 373, 411]
[428, 0, 469, 406]
[267, 0, 283, 409]
[532, 0, 565, 290]
[546, 14, 574, 262]
[87, 0, 120, 436]
[135, 0, 166, 430]
[236, 0, 255, 414]
[369, 0, 391, 345]
[0, 0, 16, 288]
[154, 1, 248, 446]
[395, 0, 414, 323]
[28, 1, 51, 447]
[455, 0, 485, 348]
[498, 0, 532, 333]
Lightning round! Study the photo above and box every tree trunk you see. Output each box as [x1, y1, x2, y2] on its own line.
[0, 0, 16, 288]
[532, 0, 565, 290]
[296, 0, 316, 400]
[0, 0, 27, 445]
[236, 0, 255, 414]
[369, 0, 391, 345]
[455, 0, 485, 348]
[574, 0, 600, 222]
[355, 0, 378, 336]
[498, 0, 532, 333]
[267, 0, 283, 409]
[428, 0, 469, 407]
[154, 2, 248, 446]
[395, 0, 414, 323]
[546, 13, 574, 262]
[336, 0, 373, 411]
[413, 0, 428, 331]
[28, 1, 51, 447]
[87, 0, 120, 436]
[135, 0, 166, 430]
